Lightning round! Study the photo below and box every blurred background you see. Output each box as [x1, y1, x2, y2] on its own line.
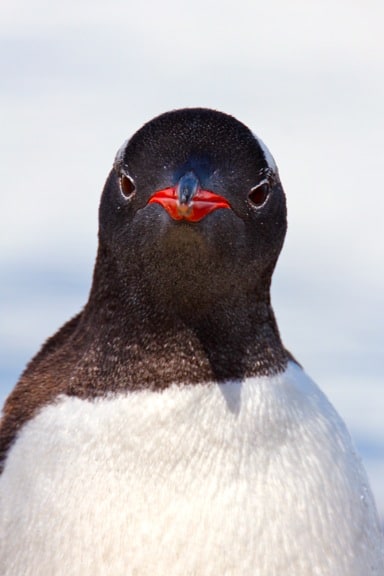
[1, 0, 383, 522]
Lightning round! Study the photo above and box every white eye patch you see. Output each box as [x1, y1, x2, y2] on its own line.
[253, 133, 278, 173]
[114, 139, 129, 169]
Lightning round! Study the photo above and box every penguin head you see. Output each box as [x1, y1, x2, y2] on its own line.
[96, 108, 287, 315]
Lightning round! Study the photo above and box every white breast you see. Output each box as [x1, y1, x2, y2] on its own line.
[1, 362, 383, 576]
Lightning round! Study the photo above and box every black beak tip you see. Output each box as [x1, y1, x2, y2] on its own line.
[177, 171, 200, 205]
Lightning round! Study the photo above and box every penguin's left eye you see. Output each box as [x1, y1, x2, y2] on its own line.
[119, 174, 136, 199]
[248, 181, 270, 207]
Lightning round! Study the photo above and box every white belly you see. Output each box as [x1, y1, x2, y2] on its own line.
[1, 362, 383, 575]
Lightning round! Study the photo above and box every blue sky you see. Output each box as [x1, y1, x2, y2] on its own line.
[1, 0, 383, 519]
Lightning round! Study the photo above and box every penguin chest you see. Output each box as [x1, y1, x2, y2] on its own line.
[1, 364, 383, 576]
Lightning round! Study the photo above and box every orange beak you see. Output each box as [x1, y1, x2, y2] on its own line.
[148, 186, 231, 222]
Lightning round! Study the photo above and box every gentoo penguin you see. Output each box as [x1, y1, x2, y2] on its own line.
[0, 108, 383, 576]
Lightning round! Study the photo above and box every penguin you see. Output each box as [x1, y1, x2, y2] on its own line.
[0, 108, 383, 576]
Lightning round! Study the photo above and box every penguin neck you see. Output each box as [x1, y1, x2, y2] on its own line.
[77, 254, 289, 391]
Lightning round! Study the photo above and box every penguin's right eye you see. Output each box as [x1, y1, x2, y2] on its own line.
[119, 174, 136, 199]
[248, 181, 269, 207]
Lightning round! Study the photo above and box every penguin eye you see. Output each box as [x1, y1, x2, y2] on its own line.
[119, 174, 136, 199]
[248, 181, 269, 207]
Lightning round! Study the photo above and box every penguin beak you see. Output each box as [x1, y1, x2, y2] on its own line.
[147, 171, 231, 222]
